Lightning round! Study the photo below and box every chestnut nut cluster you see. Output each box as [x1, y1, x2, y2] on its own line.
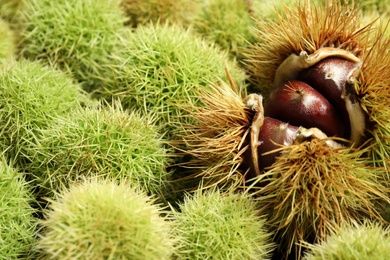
[245, 48, 366, 175]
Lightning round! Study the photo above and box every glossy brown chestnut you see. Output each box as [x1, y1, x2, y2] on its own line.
[264, 80, 345, 138]
[297, 57, 361, 139]
[255, 117, 299, 170]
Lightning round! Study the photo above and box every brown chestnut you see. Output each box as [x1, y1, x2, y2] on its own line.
[256, 117, 299, 170]
[297, 57, 362, 139]
[264, 80, 345, 138]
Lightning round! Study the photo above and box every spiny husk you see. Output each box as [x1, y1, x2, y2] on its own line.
[358, 26, 390, 170]
[173, 77, 251, 190]
[0, 59, 88, 165]
[121, 0, 197, 27]
[19, 0, 127, 93]
[37, 178, 174, 260]
[0, 18, 16, 61]
[248, 139, 389, 256]
[0, 0, 23, 23]
[303, 220, 390, 260]
[244, 0, 373, 95]
[23, 101, 172, 203]
[361, 0, 390, 37]
[0, 155, 37, 259]
[172, 188, 275, 259]
[99, 23, 247, 141]
[251, 0, 299, 22]
[361, 0, 390, 16]
[190, 0, 258, 58]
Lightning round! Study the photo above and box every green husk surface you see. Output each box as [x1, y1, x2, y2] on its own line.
[121, 0, 197, 27]
[303, 221, 390, 260]
[23, 102, 172, 201]
[19, 0, 127, 92]
[190, 0, 258, 57]
[0, 59, 88, 165]
[0, 18, 15, 60]
[0, 156, 37, 259]
[37, 179, 174, 259]
[0, 0, 22, 22]
[172, 189, 274, 259]
[251, 0, 296, 21]
[98, 23, 247, 139]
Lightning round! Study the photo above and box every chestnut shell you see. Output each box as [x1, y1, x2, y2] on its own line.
[256, 117, 299, 170]
[264, 80, 345, 138]
[297, 57, 361, 139]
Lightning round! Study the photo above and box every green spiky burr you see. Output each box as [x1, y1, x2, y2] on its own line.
[360, 0, 389, 16]
[121, 0, 197, 27]
[19, 0, 127, 92]
[172, 189, 274, 259]
[303, 221, 390, 260]
[250, 0, 296, 21]
[190, 0, 258, 57]
[0, 156, 37, 259]
[0, 0, 22, 22]
[23, 101, 172, 202]
[361, 0, 390, 37]
[0, 59, 88, 165]
[98, 23, 247, 140]
[37, 178, 174, 259]
[0, 18, 15, 61]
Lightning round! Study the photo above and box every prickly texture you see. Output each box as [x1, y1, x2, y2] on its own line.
[37, 179, 174, 260]
[23, 102, 172, 202]
[251, 0, 296, 21]
[0, 18, 15, 60]
[361, 0, 390, 22]
[252, 139, 389, 255]
[19, 0, 127, 92]
[172, 189, 274, 259]
[121, 0, 197, 27]
[0, 156, 37, 259]
[361, 0, 389, 15]
[0, 59, 87, 165]
[173, 79, 250, 190]
[190, 0, 257, 57]
[0, 0, 22, 22]
[244, 0, 372, 95]
[99, 23, 247, 139]
[303, 221, 390, 260]
[359, 33, 390, 169]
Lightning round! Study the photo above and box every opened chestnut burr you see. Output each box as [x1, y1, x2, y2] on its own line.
[264, 79, 345, 138]
[173, 1, 390, 258]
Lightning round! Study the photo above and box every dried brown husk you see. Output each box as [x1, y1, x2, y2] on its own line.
[248, 139, 390, 257]
[358, 23, 390, 170]
[172, 76, 251, 190]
